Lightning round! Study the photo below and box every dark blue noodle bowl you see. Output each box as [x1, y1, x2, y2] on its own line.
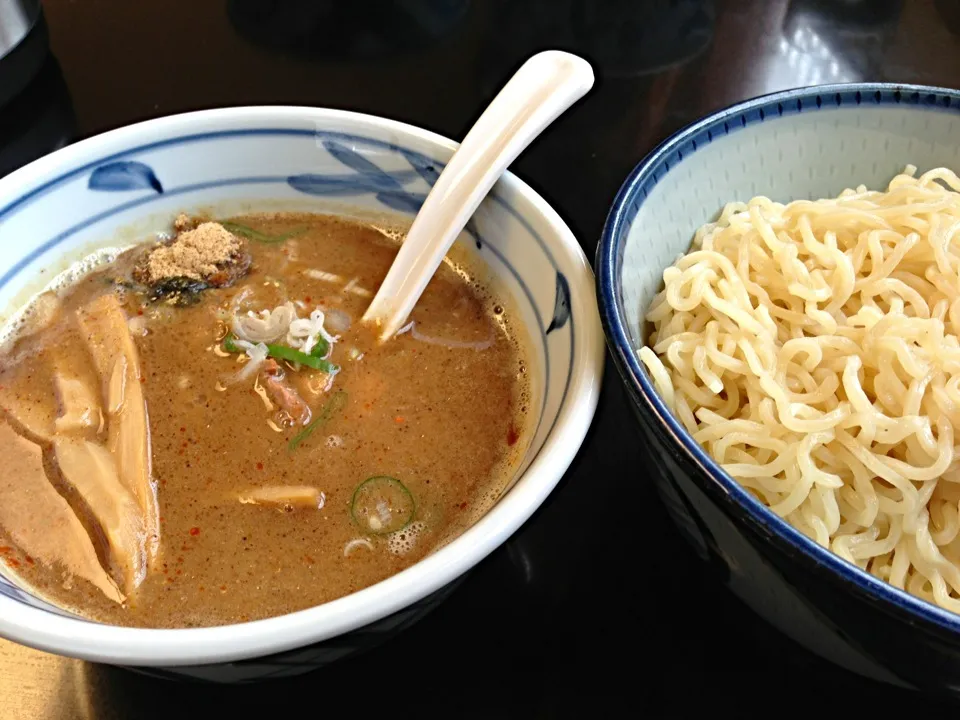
[597, 82, 960, 694]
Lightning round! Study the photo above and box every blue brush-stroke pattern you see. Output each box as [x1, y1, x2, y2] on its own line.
[464, 218, 483, 250]
[0, 578, 26, 603]
[89, 161, 163, 193]
[288, 141, 486, 249]
[399, 148, 440, 185]
[546, 272, 571, 334]
[375, 190, 426, 213]
[286, 169, 421, 196]
[290, 140, 425, 214]
[323, 138, 406, 192]
[398, 148, 483, 249]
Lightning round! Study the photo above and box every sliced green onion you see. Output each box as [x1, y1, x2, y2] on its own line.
[310, 337, 330, 359]
[222, 334, 338, 373]
[220, 221, 305, 244]
[288, 389, 347, 451]
[265, 343, 338, 372]
[351, 476, 415, 534]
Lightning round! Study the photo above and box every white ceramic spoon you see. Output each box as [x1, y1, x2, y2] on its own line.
[362, 50, 595, 341]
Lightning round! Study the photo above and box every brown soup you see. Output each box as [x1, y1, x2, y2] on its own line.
[0, 212, 530, 627]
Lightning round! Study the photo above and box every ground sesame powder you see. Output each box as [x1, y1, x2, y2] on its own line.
[173, 212, 194, 233]
[146, 222, 242, 283]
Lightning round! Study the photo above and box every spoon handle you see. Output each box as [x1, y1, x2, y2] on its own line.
[362, 50, 595, 340]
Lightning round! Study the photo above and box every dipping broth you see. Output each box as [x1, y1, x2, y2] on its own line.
[0, 212, 531, 627]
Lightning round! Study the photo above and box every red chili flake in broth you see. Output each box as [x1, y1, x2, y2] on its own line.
[4, 558, 20, 568]
[304, 296, 312, 304]
[24, 556, 34, 566]
[190, 527, 200, 536]
[459, 502, 468, 510]
[304, 554, 315, 564]
[0, 547, 12, 554]
[256, 462, 264, 471]
[506, 425, 519, 446]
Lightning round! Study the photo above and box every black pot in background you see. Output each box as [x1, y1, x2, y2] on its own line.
[225, 0, 470, 62]
[476, 0, 715, 93]
[0, 0, 47, 109]
[0, 55, 76, 179]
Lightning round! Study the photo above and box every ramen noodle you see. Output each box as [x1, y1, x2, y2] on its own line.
[641, 165, 960, 612]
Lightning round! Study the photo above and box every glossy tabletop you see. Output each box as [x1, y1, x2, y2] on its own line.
[2, 0, 960, 717]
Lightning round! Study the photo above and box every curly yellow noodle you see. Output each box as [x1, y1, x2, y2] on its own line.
[642, 165, 960, 613]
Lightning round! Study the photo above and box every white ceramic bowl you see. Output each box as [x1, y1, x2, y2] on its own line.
[0, 107, 604, 682]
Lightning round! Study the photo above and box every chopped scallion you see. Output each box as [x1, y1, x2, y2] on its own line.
[266, 343, 338, 373]
[310, 337, 330, 359]
[222, 334, 338, 373]
[350, 476, 415, 534]
[288, 389, 347, 451]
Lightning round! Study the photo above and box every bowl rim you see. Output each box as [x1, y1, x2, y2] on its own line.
[597, 81, 960, 638]
[0, 105, 605, 665]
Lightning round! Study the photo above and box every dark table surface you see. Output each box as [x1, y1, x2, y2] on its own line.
[2, 0, 960, 717]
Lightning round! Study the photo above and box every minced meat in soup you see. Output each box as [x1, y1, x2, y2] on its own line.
[0, 212, 530, 628]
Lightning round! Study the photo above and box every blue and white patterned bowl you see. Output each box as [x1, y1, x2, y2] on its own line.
[598, 83, 960, 693]
[0, 107, 604, 682]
